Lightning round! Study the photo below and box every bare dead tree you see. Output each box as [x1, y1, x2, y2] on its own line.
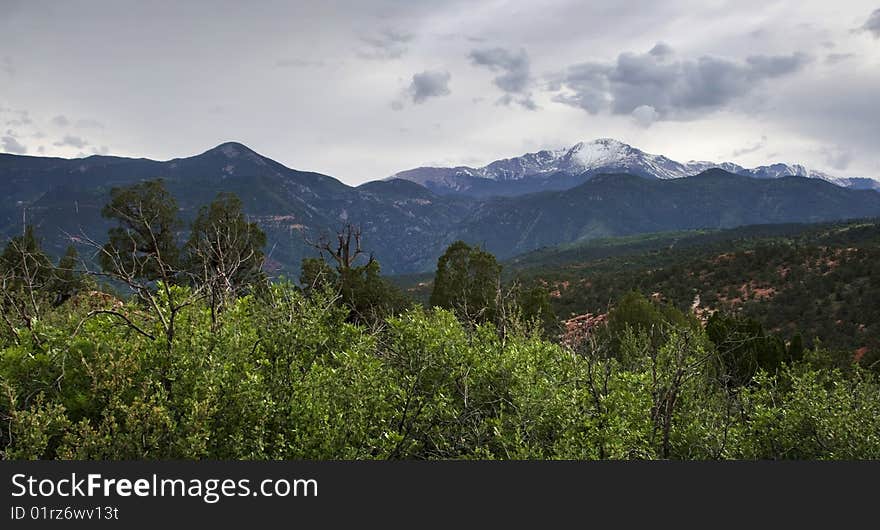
[307, 223, 374, 271]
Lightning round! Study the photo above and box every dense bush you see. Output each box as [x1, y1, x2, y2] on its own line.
[2, 285, 878, 460]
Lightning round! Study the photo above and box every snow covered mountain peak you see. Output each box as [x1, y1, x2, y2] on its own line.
[390, 139, 879, 196]
[567, 138, 635, 167]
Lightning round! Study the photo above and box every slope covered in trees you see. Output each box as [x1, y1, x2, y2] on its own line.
[509, 219, 880, 366]
[2, 184, 879, 460]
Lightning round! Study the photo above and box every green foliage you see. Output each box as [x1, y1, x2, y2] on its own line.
[301, 224, 409, 326]
[511, 219, 880, 368]
[430, 241, 501, 324]
[600, 290, 697, 360]
[100, 179, 181, 282]
[3, 209, 879, 460]
[185, 192, 267, 293]
[706, 313, 800, 387]
[2, 281, 879, 460]
[299, 256, 408, 326]
[0, 227, 88, 342]
[509, 282, 557, 336]
[735, 366, 880, 459]
[1, 225, 55, 285]
[300, 257, 335, 294]
[185, 192, 267, 323]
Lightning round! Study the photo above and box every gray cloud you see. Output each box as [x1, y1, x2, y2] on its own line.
[552, 44, 810, 119]
[358, 28, 414, 60]
[0, 1, 875, 181]
[731, 135, 768, 157]
[75, 118, 104, 129]
[1, 136, 27, 154]
[649, 42, 674, 58]
[745, 54, 809, 76]
[772, 72, 880, 175]
[52, 115, 70, 127]
[862, 8, 880, 37]
[631, 104, 659, 127]
[822, 146, 853, 170]
[825, 53, 855, 65]
[469, 47, 537, 109]
[53, 135, 89, 148]
[3, 109, 32, 127]
[1, 56, 14, 77]
[470, 47, 531, 92]
[499, 94, 538, 110]
[469, 48, 531, 93]
[408, 70, 452, 104]
[392, 70, 452, 109]
[275, 58, 326, 68]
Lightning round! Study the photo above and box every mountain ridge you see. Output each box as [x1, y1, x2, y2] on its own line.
[3, 142, 880, 275]
[390, 138, 879, 197]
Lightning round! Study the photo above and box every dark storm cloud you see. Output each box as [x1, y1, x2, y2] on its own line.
[552, 44, 811, 119]
[358, 28, 414, 60]
[468, 47, 537, 109]
[53, 135, 89, 148]
[862, 8, 880, 37]
[1, 135, 27, 154]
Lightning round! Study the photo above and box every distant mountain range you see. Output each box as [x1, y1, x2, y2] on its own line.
[2, 141, 880, 275]
[391, 138, 880, 197]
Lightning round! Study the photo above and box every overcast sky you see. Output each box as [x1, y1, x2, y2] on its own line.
[1, 0, 879, 184]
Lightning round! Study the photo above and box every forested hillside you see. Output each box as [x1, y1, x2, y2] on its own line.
[2, 182, 879, 460]
[508, 219, 880, 365]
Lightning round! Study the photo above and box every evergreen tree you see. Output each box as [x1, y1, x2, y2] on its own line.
[100, 179, 181, 284]
[429, 241, 501, 324]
